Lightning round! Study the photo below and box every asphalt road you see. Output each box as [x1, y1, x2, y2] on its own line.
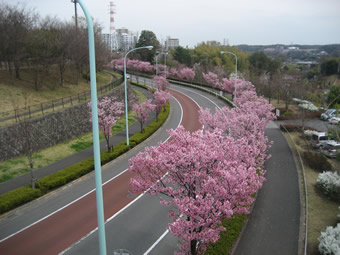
[232, 121, 301, 255]
[0, 83, 217, 255]
[62, 83, 225, 255]
[0, 79, 301, 255]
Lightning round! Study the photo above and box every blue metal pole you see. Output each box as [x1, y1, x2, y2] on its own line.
[124, 46, 153, 146]
[76, 1, 107, 255]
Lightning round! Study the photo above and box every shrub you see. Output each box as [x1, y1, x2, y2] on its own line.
[205, 214, 247, 254]
[336, 153, 340, 162]
[0, 186, 42, 214]
[318, 223, 340, 255]
[317, 171, 340, 202]
[38, 158, 95, 193]
[303, 151, 332, 172]
[280, 124, 319, 133]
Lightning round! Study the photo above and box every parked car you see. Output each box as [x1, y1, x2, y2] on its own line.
[320, 109, 336, 121]
[328, 116, 340, 125]
[311, 132, 328, 148]
[320, 140, 340, 158]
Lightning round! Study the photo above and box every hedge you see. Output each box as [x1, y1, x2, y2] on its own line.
[0, 186, 42, 214]
[205, 214, 247, 254]
[280, 124, 319, 132]
[303, 151, 332, 172]
[0, 83, 170, 215]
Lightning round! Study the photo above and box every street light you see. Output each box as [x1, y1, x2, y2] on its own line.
[76, 1, 107, 254]
[124, 45, 153, 146]
[220, 51, 238, 99]
[155, 52, 168, 76]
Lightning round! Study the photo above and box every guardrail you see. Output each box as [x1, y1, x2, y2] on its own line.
[0, 75, 124, 126]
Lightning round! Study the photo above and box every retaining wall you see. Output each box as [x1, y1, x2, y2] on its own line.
[0, 84, 128, 161]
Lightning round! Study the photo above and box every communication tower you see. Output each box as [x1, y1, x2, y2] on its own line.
[109, 2, 118, 51]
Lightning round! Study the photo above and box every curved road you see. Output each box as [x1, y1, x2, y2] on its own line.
[0, 79, 301, 255]
[0, 86, 210, 254]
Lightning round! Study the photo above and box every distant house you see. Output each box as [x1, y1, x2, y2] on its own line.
[165, 37, 179, 50]
[288, 46, 299, 50]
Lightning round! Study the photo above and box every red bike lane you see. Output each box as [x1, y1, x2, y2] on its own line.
[0, 89, 201, 255]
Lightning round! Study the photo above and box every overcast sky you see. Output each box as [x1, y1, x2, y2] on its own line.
[3, 0, 340, 48]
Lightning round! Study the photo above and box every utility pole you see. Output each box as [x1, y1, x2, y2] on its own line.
[71, 0, 78, 29]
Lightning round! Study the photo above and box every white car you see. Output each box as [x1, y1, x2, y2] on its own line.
[328, 116, 340, 125]
[320, 140, 340, 158]
[321, 109, 336, 121]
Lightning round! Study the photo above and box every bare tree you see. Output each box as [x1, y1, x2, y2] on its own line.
[0, 3, 37, 79]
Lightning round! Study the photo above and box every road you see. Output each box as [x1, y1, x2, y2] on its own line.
[0, 82, 225, 254]
[0, 78, 301, 255]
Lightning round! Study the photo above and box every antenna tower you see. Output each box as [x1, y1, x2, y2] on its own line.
[109, 2, 118, 52]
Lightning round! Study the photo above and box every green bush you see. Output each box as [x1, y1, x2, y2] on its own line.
[38, 158, 94, 193]
[303, 151, 332, 172]
[336, 153, 340, 162]
[205, 214, 247, 254]
[0, 186, 42, 214]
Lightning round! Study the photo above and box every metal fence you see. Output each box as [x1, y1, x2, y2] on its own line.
[0, 76, 124, 126]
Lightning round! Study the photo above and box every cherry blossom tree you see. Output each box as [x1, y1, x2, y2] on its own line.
[202, 71, 220, 89]
[178, 67, 195, 83]
[129, 126, 264, 255]
[153, 90, 171, 120]
[88, 96, 124, 152]
[132, 99, 155, 133]
[199, 87, 275, 170]
[153, 75, 170, 91]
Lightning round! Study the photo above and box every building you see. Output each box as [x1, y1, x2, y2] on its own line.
[101, 28, 138, 53]
[102, 33, 112, 50]
[116, 28, 138, 52]
[165, 37, 179, 50]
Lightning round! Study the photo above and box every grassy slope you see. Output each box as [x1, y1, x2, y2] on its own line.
[0, 67, 112, 114]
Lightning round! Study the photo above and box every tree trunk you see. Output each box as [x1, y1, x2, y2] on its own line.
[105, 136, 110, 152]
[190, 239, 198, 255]
[28, 154, 35, 189]
[140, 122, 144, 133]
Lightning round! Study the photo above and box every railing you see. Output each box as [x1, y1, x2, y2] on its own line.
[0, 75, 124, 127]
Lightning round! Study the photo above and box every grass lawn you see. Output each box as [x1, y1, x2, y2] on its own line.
[0, 88, 146, 183]
[283, 132, 340, 254]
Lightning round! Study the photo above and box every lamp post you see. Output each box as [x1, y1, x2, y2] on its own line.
[155, 52, 168, 76]
[220, 51, 238, 99]
[124, 46, 153, 146]
[76, 1, 106, 254]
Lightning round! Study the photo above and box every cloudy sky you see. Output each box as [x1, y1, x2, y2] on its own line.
[3, 0, 340, 48]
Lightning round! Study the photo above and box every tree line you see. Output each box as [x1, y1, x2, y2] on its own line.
[0, 3, 110, 90]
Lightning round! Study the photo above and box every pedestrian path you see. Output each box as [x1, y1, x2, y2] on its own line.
[0, 85, 153, 195]
[232, 121, 301, 255]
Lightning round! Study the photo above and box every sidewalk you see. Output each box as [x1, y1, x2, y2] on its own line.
[232, 121, 301, 255]
[0, 85, 154, 195]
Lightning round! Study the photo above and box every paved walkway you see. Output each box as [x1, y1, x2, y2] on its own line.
[0, 85, 153, 195]
[233, 121, 301, 255]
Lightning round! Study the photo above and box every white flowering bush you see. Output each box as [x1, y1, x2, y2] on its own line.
[317, 171, 340, 202]
[318, 224, 340, 255]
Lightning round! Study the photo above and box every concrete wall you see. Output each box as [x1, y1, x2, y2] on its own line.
[0, 84, 128, 161]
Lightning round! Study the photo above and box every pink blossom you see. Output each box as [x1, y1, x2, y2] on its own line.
[132, 99, 155, 133]
[88, 96, 124, 151]
[129, 126, 264, 254]
[177, 67, 195, 82]
[153, 90, 171, 118]
[153, 75, 170, 91]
